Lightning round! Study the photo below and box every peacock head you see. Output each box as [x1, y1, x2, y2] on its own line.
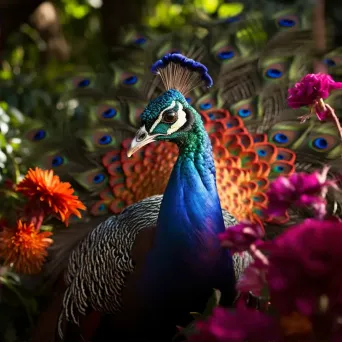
[127, 89, 201, 157]
[127, 53, 213, 157]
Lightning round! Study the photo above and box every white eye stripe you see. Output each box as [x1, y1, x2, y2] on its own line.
[149, 100, 175, 133]
[167, 102, 187, 134]
[149, 100, 187, 135]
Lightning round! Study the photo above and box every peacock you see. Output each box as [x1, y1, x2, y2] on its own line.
[21, 2, 342, 341]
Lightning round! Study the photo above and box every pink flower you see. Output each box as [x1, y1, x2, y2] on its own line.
[219, 221, 264, 254]
[266, 219, 342, 317]
[287, 73, 342, 109]
[237, 260, 267, 296]
[266, 166, 336, 219]
[189, 302, 278, 342]
[287, 74, 342, 138]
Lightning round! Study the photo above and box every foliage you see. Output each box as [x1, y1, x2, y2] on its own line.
[0, 269, 38, 342]
[0, 2, 105, 341]
[144, 0, 245, 28]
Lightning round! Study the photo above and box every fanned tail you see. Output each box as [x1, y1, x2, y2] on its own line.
[21, 2, 342, 298]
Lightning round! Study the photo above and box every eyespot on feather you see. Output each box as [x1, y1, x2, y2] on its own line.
[274, 148, 296, 163]
[91, 201, 110, 216]
[262, 59, 289, 81]
[269, 161, 295, 178]
[133, 35, 147, 45]
[215, 46, 238, 63]
[322, 56, 342, 68]
[252, 134, 267, 143]
[25, 129, 47, 142]
[107, 161, 125, 177]
[109, 199, 127, 214]
[71, 74, 94, 89]
[230, 99, 258, 121]
[195, 94, 218, 112]
[202, 109, 230, 122]
[73, 169, 108, 191]
[309, 134, 339, 153]
[237, 133, 254, 149]
[88, 130, 116, 148]
[275, 14, 300, 29]
[96, 104, 119, 120]
[102, 150, 121, 167]
[99, 188, 114, 200]
[269, 128, 304, 148]
[253, 143, 277, 163]
[50, 155, 66, 168]
[205, 121, 226, 134]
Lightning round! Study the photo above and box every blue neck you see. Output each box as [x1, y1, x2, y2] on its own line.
[155, 131, 225, 262]
[139, 126, 235, 306]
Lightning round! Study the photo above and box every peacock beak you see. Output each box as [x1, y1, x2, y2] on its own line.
[127, 126, 160, 157]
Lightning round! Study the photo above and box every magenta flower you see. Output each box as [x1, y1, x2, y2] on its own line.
[287, 73, 342, 137]
[236, 260, 267, 296]
[287, 73, 342, 109]
[189, 302, 278, 342]
[219, 221, 264, 254]
[266, 166, 337, 219]
[266, 219, 342, 317]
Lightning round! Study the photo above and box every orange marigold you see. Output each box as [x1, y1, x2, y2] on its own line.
[0, 220, 53, 274]
[16, 167, 86, 226]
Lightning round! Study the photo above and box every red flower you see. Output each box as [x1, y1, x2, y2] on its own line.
[219, 221, 264, 254]
[0, 220, 53, 274]
[16, 168, 86, 226]
[189, 302, 278, 342]
[266, 219, 342, 317]
[266, 166, 336, 220]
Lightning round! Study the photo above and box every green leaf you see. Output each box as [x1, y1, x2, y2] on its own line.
[0, 70, 12, 81]
[10, 47, 24, 67]
[202, 288, 221, 317]
[217, 2, 244, 18]
[40, 225, 53, 232]
[0, 134, 6, 148]
[65, 2, 90, 19]
[194, 0, 221, 14]
[189, 311, 202, 320]
[172, 289, 222, 341]
[0, 189, 19, 199]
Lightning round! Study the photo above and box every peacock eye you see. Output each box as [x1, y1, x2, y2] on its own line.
[162, 111, 178, 123]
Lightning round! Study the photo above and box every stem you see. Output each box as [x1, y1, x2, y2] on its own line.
[29, 210, 45, 231]
[35, 212, 44, 231]
[324, 104, 342, 141]
[249, 244, 269, 266]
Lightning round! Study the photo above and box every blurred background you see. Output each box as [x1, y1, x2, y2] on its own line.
[0, 0, 340, 341]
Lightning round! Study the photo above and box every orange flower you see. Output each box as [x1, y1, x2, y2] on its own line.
[0, 220, 53, 274]
[16, 167, 86, 226]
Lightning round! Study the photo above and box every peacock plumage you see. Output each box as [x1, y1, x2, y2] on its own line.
[24, 2, 342, 341]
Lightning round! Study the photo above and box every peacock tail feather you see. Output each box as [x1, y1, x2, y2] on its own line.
[22, 4, 342, 239]
[19, 3, 342, 341]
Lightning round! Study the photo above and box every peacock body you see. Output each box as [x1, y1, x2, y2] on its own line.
[25, 3, 342, 341]
[57, 60, 251, 341]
